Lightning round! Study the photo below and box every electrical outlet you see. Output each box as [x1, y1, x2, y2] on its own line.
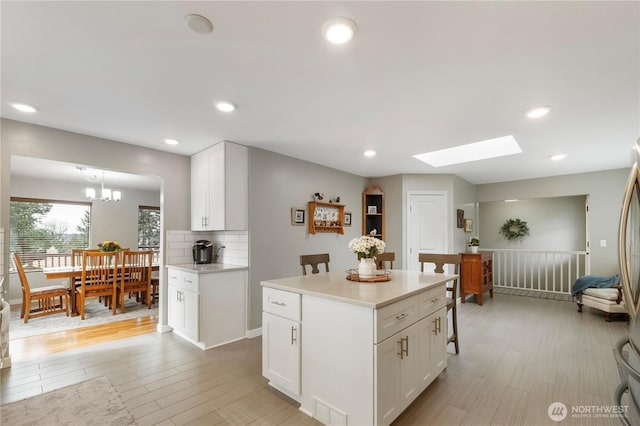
[600, 240, 607, 247]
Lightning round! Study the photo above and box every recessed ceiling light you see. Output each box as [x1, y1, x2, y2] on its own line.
[164, 138, 180, 146]
[549, 154, 567, 161]
[322, 17, 357, 44]
[526, 105, 551, 119]
[185, 14, 213, 34]
[364, 150, 376, 157]
[413, 135, 522, 167]
[11, 102, 37, 113]
[215, 101, 237, 112]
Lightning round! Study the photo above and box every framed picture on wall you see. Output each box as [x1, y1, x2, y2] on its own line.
[291, 208, 305, 225]
[457, 209, 464, 228]
[464, 218, 474, 233]
[344, 212, 352, 226]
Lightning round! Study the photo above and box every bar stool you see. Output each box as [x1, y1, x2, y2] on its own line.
[419, 253, 461, 354]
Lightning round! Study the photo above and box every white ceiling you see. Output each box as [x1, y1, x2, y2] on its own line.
[2, 1, 638, 185]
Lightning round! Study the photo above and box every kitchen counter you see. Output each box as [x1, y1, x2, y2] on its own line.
[261, 269, 457, 309]
[261, 269, 455, 425]
[165, 263, 248, 274]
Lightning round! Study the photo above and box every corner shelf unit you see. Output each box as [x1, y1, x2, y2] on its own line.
[308, 201, 345, 234]
[362, 185, 384, 239]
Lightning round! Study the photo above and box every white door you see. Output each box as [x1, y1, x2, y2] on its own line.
[406, 192, 448, 270]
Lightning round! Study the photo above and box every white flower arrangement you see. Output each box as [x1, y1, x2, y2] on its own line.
[348, 235, 385, 259]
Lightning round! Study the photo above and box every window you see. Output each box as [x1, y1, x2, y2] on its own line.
[138, 205, 160, 250]
[10, 197, 91, 271]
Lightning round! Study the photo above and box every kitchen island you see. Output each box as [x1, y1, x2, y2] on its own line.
[166, 263, 248, 349]
[261, 270, 456, 426]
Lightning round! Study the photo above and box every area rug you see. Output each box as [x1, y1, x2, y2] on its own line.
[9, 298, 158, 340]
[0, 376, 136, 426]
[494, 286, 572, 302]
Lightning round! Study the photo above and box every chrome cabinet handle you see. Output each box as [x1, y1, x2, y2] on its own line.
[271, 301, 286, 306]
[397, 336, 409, 359]
[291, 326, 297, 345]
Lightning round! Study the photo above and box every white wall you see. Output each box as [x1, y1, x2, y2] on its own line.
[1, 118, 190, 327]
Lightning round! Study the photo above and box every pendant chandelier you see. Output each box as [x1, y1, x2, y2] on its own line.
[77, 167, 121, 202]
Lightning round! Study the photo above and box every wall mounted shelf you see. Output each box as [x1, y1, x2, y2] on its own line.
[308, 201, 345, 234]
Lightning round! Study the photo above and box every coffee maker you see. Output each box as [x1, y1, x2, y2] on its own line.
[192, 240, 213, 264]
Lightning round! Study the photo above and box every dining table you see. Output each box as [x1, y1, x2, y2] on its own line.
[42, 264, 159, 316]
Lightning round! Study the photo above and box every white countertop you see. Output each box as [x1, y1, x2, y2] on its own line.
[261, 270, 457, 308]
[166, 263, 248, 274]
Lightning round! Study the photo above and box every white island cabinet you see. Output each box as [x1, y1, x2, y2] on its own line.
[261, 270, 454, 426]
[167, 264, 248, 350]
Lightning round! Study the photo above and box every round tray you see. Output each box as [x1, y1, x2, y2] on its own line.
[346, 269, 391, 283]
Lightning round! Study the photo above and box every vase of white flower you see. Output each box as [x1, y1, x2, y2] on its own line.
[358, 257, 377, 278]
[349, 235, 386, 278]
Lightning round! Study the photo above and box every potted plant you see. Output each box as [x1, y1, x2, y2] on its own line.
[468, 236, 480, 253]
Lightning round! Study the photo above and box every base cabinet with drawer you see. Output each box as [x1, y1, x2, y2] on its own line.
[375, 306, 447, 425]
[167, 267, 247, 350]
[262, 276, 448, 426]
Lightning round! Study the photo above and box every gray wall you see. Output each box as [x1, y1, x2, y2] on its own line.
[248, 148, 367, 330]
[1, 118, 190, 327]
[479, 196, 586, 251]
[477, 168, 630, 275]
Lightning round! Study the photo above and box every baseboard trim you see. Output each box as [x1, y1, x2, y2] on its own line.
[246, 327, 262, 339]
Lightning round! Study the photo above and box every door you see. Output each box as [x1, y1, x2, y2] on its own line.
[406, 192, 448, 270]
[182, 288, 199, 341]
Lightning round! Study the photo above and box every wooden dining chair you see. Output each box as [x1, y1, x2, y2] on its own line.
[13, 253, 69, 323]
[77, 251, 119, 320]
[118, 250, 153, 312]
[376, 252, 395, 270]
[300, 253, 330, 275]
[419, 253, 462, 354]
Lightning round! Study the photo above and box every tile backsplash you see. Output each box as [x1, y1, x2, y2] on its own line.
[166, 230, 248, 267]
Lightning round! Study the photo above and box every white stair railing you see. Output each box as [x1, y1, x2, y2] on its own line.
[489, 249, 589, 295]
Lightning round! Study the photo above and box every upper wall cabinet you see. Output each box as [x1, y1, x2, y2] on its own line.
[191, 141, 248, 231]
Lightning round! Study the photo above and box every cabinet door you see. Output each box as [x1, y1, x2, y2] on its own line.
[418, 308, 448, 392]
[262, 312, 300, 396]
[399, 322, 420, 411]
[375, 335, 401, 426]
[182, 288, 199, 341]
[431, 307, 447, 375]
[168, 285, 182, 332]
[209, 142, 225, 230]
[191, 149, 210, 230]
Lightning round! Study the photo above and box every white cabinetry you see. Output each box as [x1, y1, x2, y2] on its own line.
[191, 141, 248, 231]
[167, 269, 199, 342]
[373, 281, 446, 425]
[167, 267, 247, 350]
[262, 287, 301, 400]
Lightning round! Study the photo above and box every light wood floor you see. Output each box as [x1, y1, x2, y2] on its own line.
[0, 294, 630, 425]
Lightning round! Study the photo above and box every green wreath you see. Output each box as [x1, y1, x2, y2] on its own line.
[500, 218, 530, 240]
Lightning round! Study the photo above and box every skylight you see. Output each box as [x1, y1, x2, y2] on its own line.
[413, 135, 522, 167]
